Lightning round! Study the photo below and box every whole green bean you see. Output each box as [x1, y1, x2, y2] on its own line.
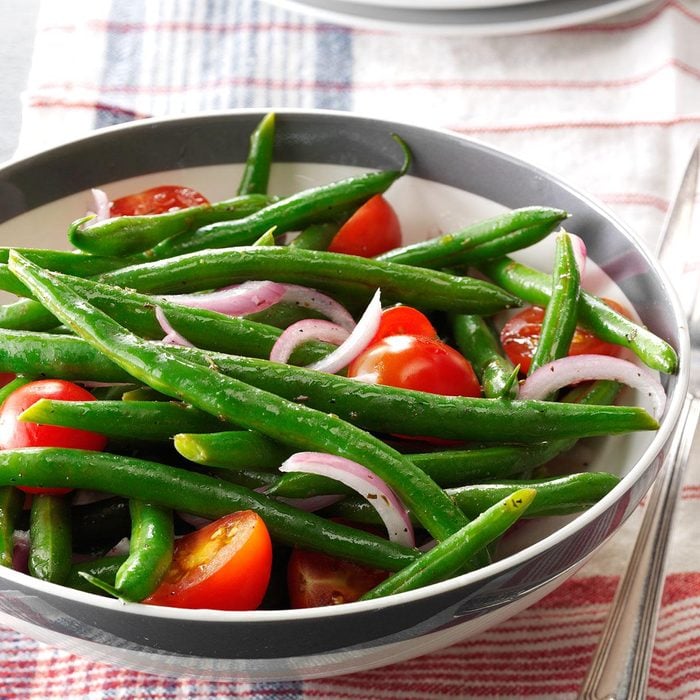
[28, 494, 72, 584]
[237, 112, 276, 196]
[100, 246, 519, 315]
[0, 486, 23, 567]
[448, 473, 620, 519]
[361, 488, 536, 600]
[0, 447, 417, 571]
[68, 194, 273, 257]
[0, 297, 56, 332]
[529, 232, 581, 375]
[377, 207, 567, 268]
[131, 137, 411, 261]
[0, 248, 122, 276]
[0, 328, 656, 443]
[174, 430, 291, 471]
[479, 256, 678, 374]
[21, 399, 230, 442]
[10, 252, 469, 542]
[0, 375, 32, 406]
[113, 500, 174, 601]
[289, 221, 342, 251]
[451, 314, 518, 398]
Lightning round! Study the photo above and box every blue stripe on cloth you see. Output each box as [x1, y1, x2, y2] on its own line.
[95, 0, 147, 129]
[313, 24, 353, 111]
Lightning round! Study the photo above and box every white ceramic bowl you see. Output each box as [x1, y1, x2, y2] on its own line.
[0, 110, 688, 681]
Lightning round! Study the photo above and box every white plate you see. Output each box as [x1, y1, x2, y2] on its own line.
[331, 0, 554, 10]
[267, 0, 654, 34]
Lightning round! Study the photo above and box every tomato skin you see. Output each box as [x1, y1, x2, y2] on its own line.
[500, 300, 629, 375]
[287, 548, 388, 608]
[369, 305, 437, 347]
[328, 195, 402, 257]
[110, 185, 209, 217]
[145, 510, 272, 611]
[0, 380, 107, 495]
[348, 335, 481, 398]
[0, 374, 15, 389]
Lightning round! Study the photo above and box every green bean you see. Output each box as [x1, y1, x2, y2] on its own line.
[174, 430, 291, 471]
[448, 473, 620, 519]
[529, 232, 581, 375]
[0, 248, 122, 276]
[360, 489, 536, 600]
[0, 325, 656, 443]
[68, 194, 273, 257]
[28, 494, 72, 584]
[479, 256, 678, 374]
[0, 375, 32, 405]
[451, 314, 517, 398]
[130, 137, 411, 261]
[289, 221, 342, 251]
[377, 207, 567, 268]
[112, 500, 173, 601]
[0, 447, 417, 572]
[21, 399, 230, 442]
[100, 246, 520, 315]
[237, 112, 275, 196]
[10, 253, 469, 542]
[0, 486, 23, 567]
[0, 328, 657, 443]
[64, 555, 128, 594]
[0, 297, 56, 332]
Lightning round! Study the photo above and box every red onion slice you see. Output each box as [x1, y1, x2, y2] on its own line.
[270, 319, 350, 365]
[88, 188, 111, 222]
[12, 530, 30, 574]
[569, 232, 587, 280]
[307, 289, 382, 374]
[276, 494, 344, 512]
[519, 354, 667, 419]
[279, 451, 415, 548]
[177, 511, 213, 529]
[280, 284, 356, 332]
[160, 280, 287, 317]
[155, 306, 196, 348]
[106, 537, 131, 557]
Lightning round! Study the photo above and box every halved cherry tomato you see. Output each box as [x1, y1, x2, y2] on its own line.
[348, 334, 481, 398]
[110, 185, 209, 217]
[0, 374, 15, 390]
[500, 299, 630, 375]
[328, 195, 402, 257]
[368, 305, 437, 347]
[287, 547, 388, 608]
[0, 380, 107, 495]
[145, 510, 272, 610]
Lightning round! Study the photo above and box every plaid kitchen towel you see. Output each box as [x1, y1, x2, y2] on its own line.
[4, 0, 700, 697]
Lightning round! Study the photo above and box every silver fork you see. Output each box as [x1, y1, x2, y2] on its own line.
[578, 142, 700, 700]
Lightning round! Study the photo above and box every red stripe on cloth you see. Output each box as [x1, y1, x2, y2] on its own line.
[42, 19, 320, 34]
[450, 114, 700, 134]
[600, 192, 670, 212]
[27, 98, 150, 120]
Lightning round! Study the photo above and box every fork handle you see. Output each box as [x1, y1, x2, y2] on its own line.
[577, 393, 700, 700]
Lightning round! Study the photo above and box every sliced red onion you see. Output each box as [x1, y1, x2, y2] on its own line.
[177, 511, 213, 529]
[155, 306, 196, 348]
[160, 280, 286, 317]
[106, 537, 131, 557]
[88, 188, 112, 222]
[71, 489, 114, 506]
[12, 530, 30, 574]
[77, 381, 133, 389]
[519, 354, 666, 419]
[270, 319, 350, 365]
[280, 284, 356, 331]
[307, 289, 382, 374]
[279, 451, 414, 548]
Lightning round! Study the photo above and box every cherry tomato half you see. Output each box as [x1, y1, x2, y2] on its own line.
[348, 334, 481, 398]
[368, 305, 437, 347]
[0, 374, 15, 390]
[110, 185, 209, 217]
[328, 195, 402, 258]
[145, 510, 272, 611]
[500, 299, 629, 375]
[287, 548, 388, 608]
[0, 380, 107, 495]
